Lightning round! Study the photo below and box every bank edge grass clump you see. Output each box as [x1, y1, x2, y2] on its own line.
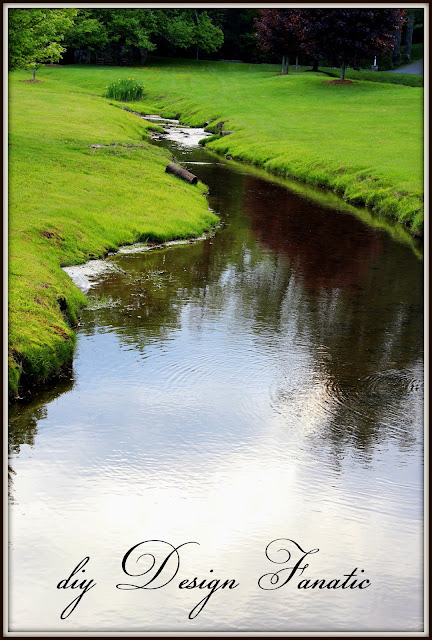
[8, 71, 218, 397]
[105, 77, 144, 101]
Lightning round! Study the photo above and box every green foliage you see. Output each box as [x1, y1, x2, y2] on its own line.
[91, 8, 158, 51]
[8, 8, 77, 72]
[405, 43, 423, 63]
[157, 9, 196, 48]
[105, 77, 144, 101]
[194, 11, 224, 53]
[377, 52, 394, 71]
[63, 9, 108, 51]
[212, 9, 262, 62]
[63, 8, 224, 58]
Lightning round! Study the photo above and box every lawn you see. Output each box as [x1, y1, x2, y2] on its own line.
[30, 59, 423, 234]
[8, 59, 424, 394]
[8, 72, 218, 396]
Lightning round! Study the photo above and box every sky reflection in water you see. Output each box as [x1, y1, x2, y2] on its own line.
[8, 125, 423, 632]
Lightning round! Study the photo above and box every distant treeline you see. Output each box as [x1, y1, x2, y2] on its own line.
[9, 7, 424, 72]
[59, 8, 423, 66]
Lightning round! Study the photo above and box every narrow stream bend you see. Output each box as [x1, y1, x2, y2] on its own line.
[8, 119, 424, 632]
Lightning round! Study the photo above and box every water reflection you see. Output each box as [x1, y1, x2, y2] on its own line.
[8, 127, 423, 632]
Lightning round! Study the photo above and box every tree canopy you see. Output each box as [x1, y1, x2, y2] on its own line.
[254, 9, 302, 73]
[62, 8, 223, 61]
[254, 8, 406, 79]
[9, 7, 415, 73]
[9, 8, 77, 75]
[298, 8, 406, 79]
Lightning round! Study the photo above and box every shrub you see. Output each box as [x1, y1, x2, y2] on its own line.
[104, 78, 144, 101]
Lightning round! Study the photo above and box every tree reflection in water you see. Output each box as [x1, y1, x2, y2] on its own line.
[8, 157, 423, 475]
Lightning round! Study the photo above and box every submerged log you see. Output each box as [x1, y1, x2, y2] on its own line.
[165, 162, 198, 185]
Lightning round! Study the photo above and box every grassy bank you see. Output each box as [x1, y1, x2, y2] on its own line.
[29, 59, 423, 235]
[8, 72, 218, 397]
[9, 59, 424, 394]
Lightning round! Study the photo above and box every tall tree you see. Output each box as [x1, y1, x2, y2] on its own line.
[254, 9, 301, 74]
[63, 9, 108, 52]
[403, 9, 415, 63]
[209, 9, 262, 63]
[63, 8, 223, 63]
[298, 8, 406, 80]
[91, 8, 159, 62]
[9, 8, 77, 79]
[193, 10, 224, 60]
[156, 8, 223, 59]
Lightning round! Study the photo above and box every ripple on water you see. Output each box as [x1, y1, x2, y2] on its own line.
[9, 119, 424, 632]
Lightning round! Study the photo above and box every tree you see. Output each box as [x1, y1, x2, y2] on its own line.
[63, 9, 108, 52]
[207, 9, 263, 63]
[157, 10, 195, 50]
[254, 9, 301, 73]
[90, 8, 159, 62]
[63, 9, 224, 64]
[403, 9, 416, 63]
[155, 9, 223, 59]
[298, 9, 406, 80]
[391, 27, 402, 66]
[9, 8, 77, 79]
[193, 10, 224, 60]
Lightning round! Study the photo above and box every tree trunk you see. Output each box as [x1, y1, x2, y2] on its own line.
[286, 56, 289, 74]
[312, 59, 318, 72]
[281, 56, 285, 73]
[32, 68, 36, 81]
[295, 55, 299, 72]
[392, 29, 402, 64]
[404, 11, 415, 62]
[195, 8, 200, 61]
[340, 57, 346, 81]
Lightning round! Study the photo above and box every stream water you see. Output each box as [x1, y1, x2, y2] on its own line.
[8, 119, 424, 633]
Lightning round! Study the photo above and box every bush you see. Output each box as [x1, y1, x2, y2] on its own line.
[104, 78, 144, 101]
[377, 53, 394, 71]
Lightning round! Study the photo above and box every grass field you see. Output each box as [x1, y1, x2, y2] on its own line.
[27, 59, 423, 234]
[9, 59, 424, 394]
[8, 72, 218, 396]
[322, 67, 423, 86]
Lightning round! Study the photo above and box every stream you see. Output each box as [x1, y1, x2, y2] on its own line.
[8, 118, 424, 632]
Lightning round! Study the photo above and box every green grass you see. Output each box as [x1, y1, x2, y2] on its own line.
[8, 70, 218, 396]
[322, 68, 423, 87]
[26, 59, 423, 235]
[9, 59, 424, 393]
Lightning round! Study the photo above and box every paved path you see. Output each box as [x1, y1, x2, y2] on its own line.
[388, 59, 423, 74]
